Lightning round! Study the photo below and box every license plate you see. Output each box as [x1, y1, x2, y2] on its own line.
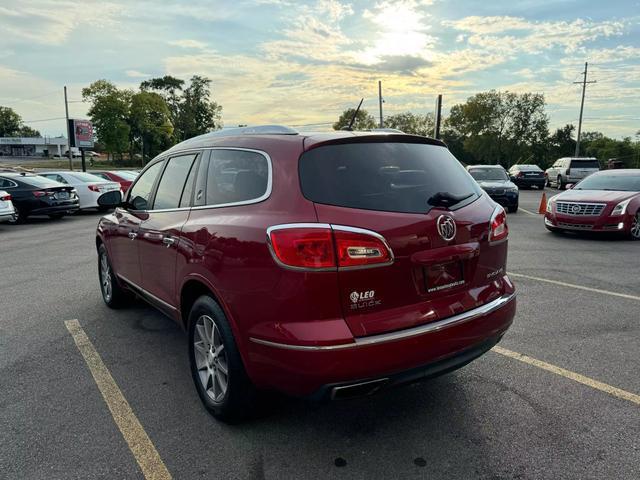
[425, 261, 464, 293]
[56, 192, 69, 200]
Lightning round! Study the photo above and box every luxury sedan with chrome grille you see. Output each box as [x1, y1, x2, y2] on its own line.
[545, 169, 640, 239]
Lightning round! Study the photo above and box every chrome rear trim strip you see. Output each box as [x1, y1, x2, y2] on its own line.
[249, 292, 516, 351]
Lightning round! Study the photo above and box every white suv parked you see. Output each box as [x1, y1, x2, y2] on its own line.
[545, 157, 600, 190]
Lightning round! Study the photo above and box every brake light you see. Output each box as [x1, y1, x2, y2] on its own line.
[268, 227, 335, 269]
[489, 206, 509, 244]
[0, 193, 10, 201]
[32, 191, 47, 197]
[88, 184, 101, 192]
[267, 225, 393, 270]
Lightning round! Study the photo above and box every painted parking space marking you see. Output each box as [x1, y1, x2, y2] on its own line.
[65, 320, 172, 480]
[517, 207, 538, 216]
[493, 346, 640, 406]
[508, 272, 640, 302]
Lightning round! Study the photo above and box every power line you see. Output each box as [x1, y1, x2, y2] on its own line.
[22, 116, 66, 123]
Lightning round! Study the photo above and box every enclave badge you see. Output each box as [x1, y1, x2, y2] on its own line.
[436, 215, 456, 241]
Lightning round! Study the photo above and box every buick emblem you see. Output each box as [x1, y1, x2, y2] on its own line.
[436, 215, 456, 241]
[350, 291, 360, 303]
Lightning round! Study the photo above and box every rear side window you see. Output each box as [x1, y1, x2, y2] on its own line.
[128, 161, 165, 210]
[299, 142, 481, 214]
[0, 178, 18, 188]
[205, 149, 270, 206]
[570, 159, 599, 169]
[153, 154, 197, 210]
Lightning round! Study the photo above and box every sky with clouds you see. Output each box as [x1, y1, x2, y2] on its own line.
[0, 0, 638, 139]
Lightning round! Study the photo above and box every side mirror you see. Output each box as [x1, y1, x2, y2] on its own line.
[97, 190, 123, 208]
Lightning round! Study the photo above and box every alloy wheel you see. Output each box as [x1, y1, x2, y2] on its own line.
[193, 315, 229, 402]
[631, 213, 640, 240]
[99, 252, 112, 302]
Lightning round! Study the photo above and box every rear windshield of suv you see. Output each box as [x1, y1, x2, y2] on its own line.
[570, 159, 600, 169]
[299, 142, 481, 214]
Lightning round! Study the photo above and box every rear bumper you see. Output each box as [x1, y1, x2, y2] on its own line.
[246, 290, 516, 396]
[514, 178, 545, 188]
[30, 203, 80, 215]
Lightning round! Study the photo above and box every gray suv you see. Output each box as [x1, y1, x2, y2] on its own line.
[545, 157, 600, 190]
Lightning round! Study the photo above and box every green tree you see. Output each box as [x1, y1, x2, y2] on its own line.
[333, 108, 377, 130]
[140, 75, 184, 142]
[582, 133, 637, 167]
[0, 106, 40, 137]
[129, 91, 174, 161]
[82, 80, 132, 161]
[384, 112, 434, 136]
[547, 124, 576, 166]
[177, 75, 223, 140]
[446, 90, 548, 167]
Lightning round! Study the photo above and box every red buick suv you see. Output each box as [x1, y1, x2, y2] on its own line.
[95, 126, 516, 421]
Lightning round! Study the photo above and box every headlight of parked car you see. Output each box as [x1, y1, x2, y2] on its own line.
[507, 187, 518, 193]
[546, 197, 554, 213]
[611, 198, 631, 216]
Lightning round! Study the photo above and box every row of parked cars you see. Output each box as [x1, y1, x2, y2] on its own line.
[0, 169, 138, 223]
[463, 158, 639, 240]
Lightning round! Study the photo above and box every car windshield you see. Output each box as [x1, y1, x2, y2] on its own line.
[468, 168, 508, 181]
[299, 142, 481, 214]
[575, 173, 640, 192]
[68, 172, 109, 183]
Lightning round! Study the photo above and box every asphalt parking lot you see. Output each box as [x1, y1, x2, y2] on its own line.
[1, 188, 638, 480]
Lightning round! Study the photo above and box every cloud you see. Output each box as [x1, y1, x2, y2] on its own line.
[125, 70, 150, 78]
[0, 0, 122, 45]
[168, 39, 208, 50]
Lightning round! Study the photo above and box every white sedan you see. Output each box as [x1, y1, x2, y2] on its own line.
[0, 190, 16, 223]
[40, 171, 121, 210]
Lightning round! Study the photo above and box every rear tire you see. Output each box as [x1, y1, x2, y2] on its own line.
[188, 295, 256, 423]
[8, 207, 26, 224]
[508, 204, 518, 213]
[49, 213, 65, 220]
[98, 243, 130, 308]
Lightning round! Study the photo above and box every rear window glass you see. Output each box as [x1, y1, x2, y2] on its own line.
[69, 172, 108, 183]
[299, 142, 481, 214]
[570, 159, 600, 169]
[18, 175, 63, 188]
[517, 165, 542, 171]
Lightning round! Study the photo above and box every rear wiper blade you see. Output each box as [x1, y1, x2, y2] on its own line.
[427, 191, 473, 208]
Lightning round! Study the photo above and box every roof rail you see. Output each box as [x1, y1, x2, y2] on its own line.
[204, 125, 298, 137]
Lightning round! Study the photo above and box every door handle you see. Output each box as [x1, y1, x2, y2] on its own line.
[162, 236, 176, 247]
[128, 231, 138, 240]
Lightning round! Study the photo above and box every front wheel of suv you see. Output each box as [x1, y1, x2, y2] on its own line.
[630, 212, 640, 240]
[188, 295, 256, 423]
[98, 243, 130, 308]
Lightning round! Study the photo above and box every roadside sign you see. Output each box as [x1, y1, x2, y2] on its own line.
[68, 119, 94, 148]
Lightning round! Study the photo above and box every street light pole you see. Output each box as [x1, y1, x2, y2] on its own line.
[64, 86, 72, 170]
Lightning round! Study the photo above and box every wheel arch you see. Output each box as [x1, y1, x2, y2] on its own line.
[179, 275, 237, 335]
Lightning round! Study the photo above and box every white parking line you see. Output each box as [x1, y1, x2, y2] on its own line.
[508, 272, 640, 302]
[65, 320, 172, 480]
[493, 346, 640, 406]
[518, 207, 538, 216]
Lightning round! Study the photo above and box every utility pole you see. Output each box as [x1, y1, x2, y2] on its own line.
[434, 94, 442, 140]
[573, 62, 596, 157]
[378, 80, 384, 128]
[64, 86, 72, 170]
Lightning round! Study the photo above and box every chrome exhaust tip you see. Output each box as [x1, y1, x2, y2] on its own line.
[330, 378, 388, 400]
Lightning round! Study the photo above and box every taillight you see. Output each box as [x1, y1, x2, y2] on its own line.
[32, 191, 47, 197]
[268, 226, 335, 269]
[0, 193, 11, 201]
[267, 224, 393, 270]
[517, 172, 524, 178]
[88, 184, 101, 192]
[333, 227, 393, 268]
[489, 206, 509, 244]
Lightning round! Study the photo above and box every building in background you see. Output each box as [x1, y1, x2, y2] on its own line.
[0, 136, 68, 157]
